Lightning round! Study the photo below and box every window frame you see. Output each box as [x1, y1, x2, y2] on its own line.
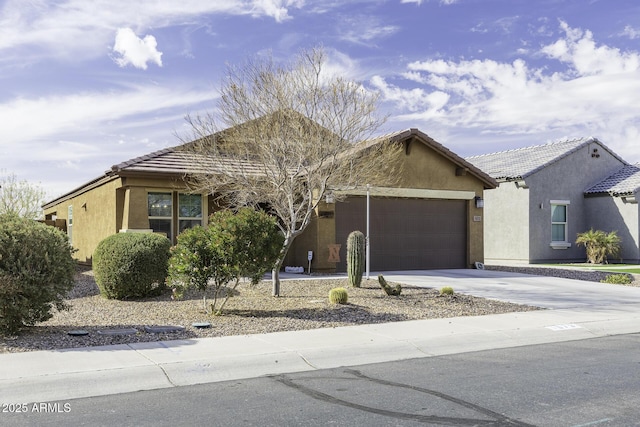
[67, 205, 73, 245]
[550, 200, 571, 249]
[147, 191, 173, 241]
[147, 190, 207, 242]
[178, 193, 204, 234]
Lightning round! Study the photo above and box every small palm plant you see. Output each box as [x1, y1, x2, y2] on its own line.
[576, 229, 621, 264]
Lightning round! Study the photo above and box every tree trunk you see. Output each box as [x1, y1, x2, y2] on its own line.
[272, 233, 295, 297]
[271, 267, 281, 297]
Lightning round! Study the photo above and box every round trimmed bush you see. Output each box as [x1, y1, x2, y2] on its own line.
[93, 232, 171, 299]
[0, 214, 76, 335]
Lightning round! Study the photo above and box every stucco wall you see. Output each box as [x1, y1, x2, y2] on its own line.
[585, 195, 640, 263]
[305, 137, 489, 272]
[43, 178, 122, 263]
[483, 141, 627, 264]
[483, 181, 530, 263]
[44, 175, 203, 264]
[402, 140, 487, 267]
[526, 142, 625, 263]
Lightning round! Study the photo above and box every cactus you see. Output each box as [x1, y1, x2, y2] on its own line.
[440, 286, 454, 296]
[328, 287, 348, 304]
[347, 230, 365, 287]
[378, 275, 402, 296]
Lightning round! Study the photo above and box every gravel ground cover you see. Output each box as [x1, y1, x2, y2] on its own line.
[487, 264, 640, 285]
[4, 265, 636, 354]
[1, 267, 542, 353]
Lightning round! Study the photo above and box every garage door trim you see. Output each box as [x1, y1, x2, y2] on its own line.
[332, 185, 475, 200]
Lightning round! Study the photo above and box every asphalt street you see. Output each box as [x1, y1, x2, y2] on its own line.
[5, 333, 640, 426]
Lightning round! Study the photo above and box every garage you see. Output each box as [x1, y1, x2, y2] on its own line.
[335, 196, 468, 271]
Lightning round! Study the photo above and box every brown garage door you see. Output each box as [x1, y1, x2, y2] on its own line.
[335, 197, 467, 271]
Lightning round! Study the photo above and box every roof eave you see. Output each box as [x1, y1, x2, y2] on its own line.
[399, 128, 498, 189]
[42, 174, 119, 210]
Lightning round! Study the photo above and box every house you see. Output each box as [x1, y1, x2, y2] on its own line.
[584, 163, 640, 263]
[466, 137, 639, 264]
[43, 127, 497, 272]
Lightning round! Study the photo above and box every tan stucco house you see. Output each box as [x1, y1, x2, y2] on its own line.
[43, 127, 496, 272]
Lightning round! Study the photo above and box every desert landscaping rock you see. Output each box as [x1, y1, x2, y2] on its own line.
[96, 328, 139, 336]
[67, 330, 89, 336]
[144, 325, 186, 334]
[2, 265, 636, 353]
[192, 322, 212, 328]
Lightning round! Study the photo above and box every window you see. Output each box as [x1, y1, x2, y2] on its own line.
[550, 200, 571, 248]
[67, 205, 73, 245]
[148, 192, 172, 239]
[178, 193, 203, 233]
[148, 192, 204, 241]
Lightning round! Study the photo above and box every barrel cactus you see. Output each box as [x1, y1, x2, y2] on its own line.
[329, 287, 348, 304]
[347, 230, 365, 287]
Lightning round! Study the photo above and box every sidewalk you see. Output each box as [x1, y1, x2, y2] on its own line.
[3, 269, 640, 404]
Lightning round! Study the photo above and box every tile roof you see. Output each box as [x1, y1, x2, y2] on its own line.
[108, 146, 265, 177]
[43, 126, 498, 207]
[585, 163, 640, 196]
[465, 137, 600, 180]
[110, 128, 497, 188]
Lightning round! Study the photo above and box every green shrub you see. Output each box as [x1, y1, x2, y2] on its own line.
[168, 208, 283, 314]
[329, 287, 348, 304]
[93, 232, 171, 299]
[378, 275, 401, 296]
[440, 286, 455, 295]
[0, 214, 76, 335]
[600, 274, 633, 285]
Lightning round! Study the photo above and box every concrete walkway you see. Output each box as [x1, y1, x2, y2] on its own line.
[3, 269, 640, 404]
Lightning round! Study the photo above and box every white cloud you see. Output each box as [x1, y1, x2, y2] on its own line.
[112, 28, 163, 70]
[0, 85, 215, 148]
[375, 21, 640, 162]
[251, 0, 304, 22]
[541, 21, 640, 76]
[371, 75, 449, 117]
[339, 15, 399, 45]
[622, 25, 640, 40]
[0, 0, 306, 64]
[0, 84, 217, 195]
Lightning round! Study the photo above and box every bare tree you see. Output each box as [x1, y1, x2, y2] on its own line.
[180, 47, 402, 296]
[0, 171, 47, 220]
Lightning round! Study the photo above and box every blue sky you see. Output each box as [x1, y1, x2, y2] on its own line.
[2, 0, 640, 198]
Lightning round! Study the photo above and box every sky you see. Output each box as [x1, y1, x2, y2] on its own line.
[2, 0, 640, 200]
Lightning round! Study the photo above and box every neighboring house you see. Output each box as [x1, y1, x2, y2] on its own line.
[43, 127, 496, 272]
[584, 163, 640, 263]
[466, 137, 638, 264]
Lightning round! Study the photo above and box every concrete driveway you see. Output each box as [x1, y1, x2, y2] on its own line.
[377, 269, 640, 310]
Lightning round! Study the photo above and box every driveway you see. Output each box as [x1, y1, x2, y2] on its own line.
[377, 269, 640, 310]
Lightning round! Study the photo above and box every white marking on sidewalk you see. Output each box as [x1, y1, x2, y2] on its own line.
[546, 324, 583, 331]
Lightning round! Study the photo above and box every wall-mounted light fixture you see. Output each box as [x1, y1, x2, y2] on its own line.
[325, 192, 335, 204]
[475, 196, 484, 208]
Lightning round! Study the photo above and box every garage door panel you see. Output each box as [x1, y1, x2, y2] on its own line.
[335, 197, 467, 271]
